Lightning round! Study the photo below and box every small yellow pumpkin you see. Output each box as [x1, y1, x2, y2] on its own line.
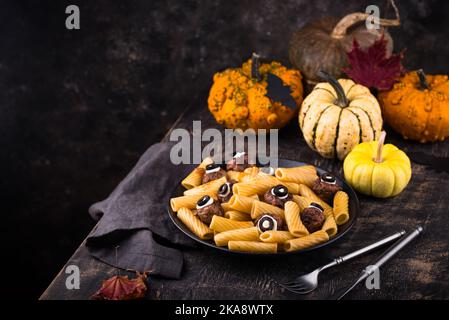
[208, 54, 303, 130]
[343, 131, 411, 198]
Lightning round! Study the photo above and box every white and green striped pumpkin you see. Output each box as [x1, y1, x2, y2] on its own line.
[299, 71, 383, 160]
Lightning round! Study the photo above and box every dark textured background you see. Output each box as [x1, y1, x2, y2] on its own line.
[1, 0, 448, 299]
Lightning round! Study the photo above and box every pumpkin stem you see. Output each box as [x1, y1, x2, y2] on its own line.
[331, 0, 400, 39]
[417, 69, 430, 90]
[374, 131, 387, 163]
[251, 52, 261, 81]
[317, 70, 349, 107]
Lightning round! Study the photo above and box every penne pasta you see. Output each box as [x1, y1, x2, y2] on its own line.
[224, 210, 252, 221]
[333, 191, 349, 225]
[284, 230, 329, 252]
[228, 241, 277, 253]
[214, 227, 260, 247]
[250, 200, 285, 219]
[233, 175, 300, 196]
[297, 183, 323, 202]
[232, 179, 271, 196]
[226, 170, 244, 182]
[249, 194, 259, 200]
[239, 174, 254, 183]
[284, 201, 309, 237]
[230, 167, 260, 183]
[170, 194, 204, 212]
[181, 168, 205, 190]
[259, 230, 295, 243]
[274, 165, 318, 188]
[177, 207, 213, 240]
[241, 167, 260, 181]
[244, 166, 260, 175]
[181, 157, 214, 189]
[175, 162, 352, 253]
[322, 214, 338, 237]
[285, 182, 301, 194]
[221, 202, 233, 212]
[323, 206, 334, 219]
[209, 215, 254, 233]
[292, 195, 312, 211]
[184, 176, 227, 197]
[227, 194, 257, 213]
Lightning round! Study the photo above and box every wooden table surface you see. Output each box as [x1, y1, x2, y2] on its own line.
[40, 102, 449, 300]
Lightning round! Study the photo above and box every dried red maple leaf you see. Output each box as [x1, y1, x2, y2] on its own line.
[91, 272, 148, 300]
[343, 35, 404, 91]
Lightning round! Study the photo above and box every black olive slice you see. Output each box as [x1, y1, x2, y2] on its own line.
[218, 183, 231, 197]
[308, 202, 324, 212]
[205, 163, 221, 174]
[271, 184, 289, 199]
[196, 195, 213, 209]
[256, 215, 278, 232]
[321, 173, 337, 184]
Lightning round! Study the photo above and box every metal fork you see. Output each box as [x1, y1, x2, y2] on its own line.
[277, 230, 406, 295]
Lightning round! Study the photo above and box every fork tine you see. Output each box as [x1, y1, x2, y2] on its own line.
[292, 289, 313, 295]
[290, 286, 307, 292]
[278, 281, 306, 291]
[270, 278, 295, 287]
[274, 278, 316, 295]
[271, 277, 315, 295]
[282, 285, 310, 295]
[278, 280, 297, 286]
[273, 278, 295, 287]
[287, 284, 316, 294]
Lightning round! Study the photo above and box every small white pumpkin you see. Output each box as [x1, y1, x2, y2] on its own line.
[299, 71, 383, 160]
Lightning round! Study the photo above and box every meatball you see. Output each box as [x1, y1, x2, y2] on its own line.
[217, 181, 235, 203]
[254, 213, 284, 232]
[312, 172, 342, 203]
[301, 203, 325, 233]
[263, 184, 293, 208]
[226, 152, 256, 172]
[202, 163, 227, 184]
[195, 195, 224, 225]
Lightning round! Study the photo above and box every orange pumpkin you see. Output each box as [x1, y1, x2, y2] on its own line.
[208, 54, 303, 130]
[378, 70, 449, 142]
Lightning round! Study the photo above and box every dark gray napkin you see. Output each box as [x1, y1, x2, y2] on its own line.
[86, 142, 197, 279]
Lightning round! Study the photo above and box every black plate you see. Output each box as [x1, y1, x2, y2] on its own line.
[167, 159, 359, 256]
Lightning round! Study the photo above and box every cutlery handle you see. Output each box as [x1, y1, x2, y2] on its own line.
[370, 226, 423, 271]
[332, 226, 423, 300]
[321, 230, 406, 271]
[337, 230, 406, 264]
